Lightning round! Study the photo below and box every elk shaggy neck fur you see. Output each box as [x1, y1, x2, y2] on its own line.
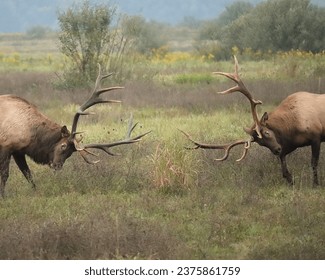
[266, 92, 325, 150]
[0, 95, 65, 164]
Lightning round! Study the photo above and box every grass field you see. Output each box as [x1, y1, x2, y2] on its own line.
[0, 37, 325, 259]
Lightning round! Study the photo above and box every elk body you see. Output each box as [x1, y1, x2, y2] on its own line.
[0, 66, 149, 197]
[182, 56, 325, 186]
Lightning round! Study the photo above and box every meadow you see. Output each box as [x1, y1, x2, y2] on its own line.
[0, 37, 325, 259]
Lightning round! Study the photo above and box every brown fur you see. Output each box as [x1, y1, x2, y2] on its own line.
[250, 91, 325, 185]
[267, 92, 325, 144]
[0, 94, 75, 197]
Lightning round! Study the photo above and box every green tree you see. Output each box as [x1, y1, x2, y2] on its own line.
[217, 1, 253, 27]
[198, 1, 253, 41]
[57, 1, 118, 86]
[199, 0, 325, 56]
[25, 25, 52, 40]
[121, 15, 166, 55]
[224, 0, 325, 52]
[196, 1, 253, 59]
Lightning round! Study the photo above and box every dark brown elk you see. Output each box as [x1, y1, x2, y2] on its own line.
[181, 56, 325, 186]
[0, 66, 150, 197]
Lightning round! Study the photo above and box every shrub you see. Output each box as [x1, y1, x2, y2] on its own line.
[57, 0, 128, 87]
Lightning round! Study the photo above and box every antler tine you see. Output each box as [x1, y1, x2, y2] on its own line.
[76, 115, 151, 163]
[71, 64, 124, 135]
[235, 138, 252, 162]
[179, 129, 252, 162]
[126, 113, 137, 139]
[78, 149, 100, 164]
[213, 56, 263, 138]
[70, 66, 150, 164]
[92, 65, 116, 93]
[83, 130, 152, 155]
[78, 64, 123, 113]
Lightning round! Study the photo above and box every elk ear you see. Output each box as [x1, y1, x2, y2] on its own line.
[61, 125, 70, 138]
[260, 112, 269, 125]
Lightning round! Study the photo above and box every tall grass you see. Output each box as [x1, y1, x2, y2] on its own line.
[1, 36, 325, 83]
[0, 48, 325, 259]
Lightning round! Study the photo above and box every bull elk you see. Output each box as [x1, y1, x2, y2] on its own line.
[0, 65, 150, 197]
[181, 56, 325, 186]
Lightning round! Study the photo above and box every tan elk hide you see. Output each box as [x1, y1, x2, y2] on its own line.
[181, 56, 325, 186]
[0, 65, 150, 197]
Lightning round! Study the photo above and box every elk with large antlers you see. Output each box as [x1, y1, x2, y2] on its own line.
[182, 56, 325, 186]
[0, 65, 149, 197]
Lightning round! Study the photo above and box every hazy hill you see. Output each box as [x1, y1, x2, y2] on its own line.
[0, 0, 324, 33]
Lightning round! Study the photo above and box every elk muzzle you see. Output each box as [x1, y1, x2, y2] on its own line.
[49, 162, 64, 171]
[272, 146, 282, 156]
[258, 140, 282, 156]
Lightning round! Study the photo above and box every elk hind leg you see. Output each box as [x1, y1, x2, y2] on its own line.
[13, 153, 36, 189]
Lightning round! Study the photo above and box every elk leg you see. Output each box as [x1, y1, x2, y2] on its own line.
[13, 153, 36, 189]
[311, 141, 320, 186]
[0, 153, 11, 198]
[280, 155, 293, 185]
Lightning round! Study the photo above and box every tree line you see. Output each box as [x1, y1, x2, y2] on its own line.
[198, 0, 325, 55]
[55, 0, 325, 86]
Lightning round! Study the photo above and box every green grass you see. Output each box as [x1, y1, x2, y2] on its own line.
[0, 37, 325, 259]
[173, 73, 215, 85]
[1, 103, 325, 259]
[1, 36, 325, 83]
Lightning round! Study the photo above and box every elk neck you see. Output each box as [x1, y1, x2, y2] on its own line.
[25, 121, 69, 165]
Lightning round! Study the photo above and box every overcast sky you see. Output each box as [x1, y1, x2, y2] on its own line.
[0, 0, 324, 33]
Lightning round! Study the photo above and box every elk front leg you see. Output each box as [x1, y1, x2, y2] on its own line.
[311, 141, 320, 186]
[13, 153, 36, 189]
[280, 155, 293, 185]
[0, 153, 11, 198]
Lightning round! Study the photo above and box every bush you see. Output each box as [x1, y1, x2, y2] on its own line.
[57, 0, 128, 87]
[121, 15, 167, 56]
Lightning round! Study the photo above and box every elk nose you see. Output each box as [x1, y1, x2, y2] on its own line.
[50, 162, 63, 170]
[274, 147, 282, 155]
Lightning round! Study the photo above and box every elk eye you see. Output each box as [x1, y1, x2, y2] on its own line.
[264, 131, 270, 137]
[61, 143, 68, 150]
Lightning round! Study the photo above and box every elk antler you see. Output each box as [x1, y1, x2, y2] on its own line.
[70, 64, 150, 164]
[71, 64, 123, 136]
[213, 56, 263, 138]
[179, 57, 261, 161]
[179, 129, 253, 162]
[75, 114, 151, 163]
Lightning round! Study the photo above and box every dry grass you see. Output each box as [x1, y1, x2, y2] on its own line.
[0, 67, 325, 260]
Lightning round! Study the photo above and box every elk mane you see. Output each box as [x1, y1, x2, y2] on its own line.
[25, 123, 65, 165]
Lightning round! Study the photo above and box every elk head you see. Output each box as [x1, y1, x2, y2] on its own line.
[49, 125, 75, 170]
[180, 56, 282, 160]
[50, 64, 150, 170]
